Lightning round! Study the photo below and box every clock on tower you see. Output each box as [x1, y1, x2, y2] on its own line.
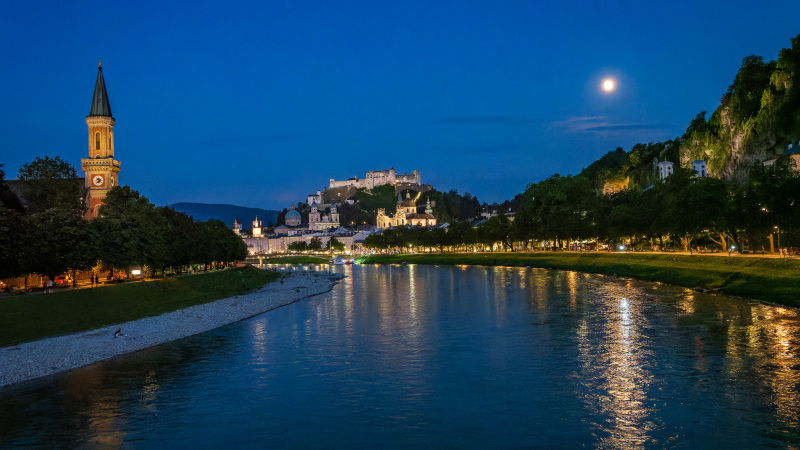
[80, 60, 121, 220]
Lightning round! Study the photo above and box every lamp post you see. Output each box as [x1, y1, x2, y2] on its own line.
[775, 226, 781, 256]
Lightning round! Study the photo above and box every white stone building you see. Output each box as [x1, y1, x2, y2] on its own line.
[376, 192, 437, 229]
[329, 168, 421, 190]
[658, 161, 674, 180]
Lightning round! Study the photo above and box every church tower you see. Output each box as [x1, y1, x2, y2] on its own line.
[330, 203, 339, 225]
[81, 61, 121, 219]
[309, 202, 321, 225]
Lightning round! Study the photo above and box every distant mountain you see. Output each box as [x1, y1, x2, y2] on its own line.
[169, 202, 278, 227]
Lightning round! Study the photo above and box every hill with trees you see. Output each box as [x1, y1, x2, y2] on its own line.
[586, 34, 800, 192]
[364, 34, 800, 255]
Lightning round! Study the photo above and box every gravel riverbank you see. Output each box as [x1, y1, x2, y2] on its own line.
[0, 271, 343, 388]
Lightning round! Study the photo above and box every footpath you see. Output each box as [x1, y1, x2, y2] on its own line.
[0, 271, 343, 388]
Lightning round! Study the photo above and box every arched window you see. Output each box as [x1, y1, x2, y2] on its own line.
[95, 132, 101, 150]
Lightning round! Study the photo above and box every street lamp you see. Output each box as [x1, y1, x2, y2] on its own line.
[774, 226, 781, 255]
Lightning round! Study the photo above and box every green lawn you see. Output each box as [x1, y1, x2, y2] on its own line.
[0, 266, 280, 348]
[358, 252, 800, 307]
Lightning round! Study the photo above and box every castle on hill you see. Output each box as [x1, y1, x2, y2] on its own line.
[329, 167, 421, 190]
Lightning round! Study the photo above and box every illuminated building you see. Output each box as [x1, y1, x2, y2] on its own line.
[376, 192, 437, 229]
[81, 61, 121, 219]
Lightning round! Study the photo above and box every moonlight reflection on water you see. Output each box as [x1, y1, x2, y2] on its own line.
[0, 264, 798, 448]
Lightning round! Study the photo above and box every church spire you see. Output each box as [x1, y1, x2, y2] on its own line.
[89, 60, 112, 117]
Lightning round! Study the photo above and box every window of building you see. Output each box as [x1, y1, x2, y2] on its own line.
[95, 132, 100, 150]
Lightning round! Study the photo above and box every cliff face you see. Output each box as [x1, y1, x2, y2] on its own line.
[680, 34, 800, 182]
[579, 34, 800, 194]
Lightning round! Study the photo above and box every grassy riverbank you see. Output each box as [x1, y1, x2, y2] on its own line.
[358, 253, 800, 307]
[0, 266, 280, 348]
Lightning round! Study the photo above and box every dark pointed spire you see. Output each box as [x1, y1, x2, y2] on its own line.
[88, 60, 112, 117]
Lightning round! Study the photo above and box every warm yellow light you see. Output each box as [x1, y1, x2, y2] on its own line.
[603, 79, 615, 92]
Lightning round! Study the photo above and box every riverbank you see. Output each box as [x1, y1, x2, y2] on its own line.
[358, 252, 800, 307]
[0, 270, 343, 388]
[0, 266, 283, 347]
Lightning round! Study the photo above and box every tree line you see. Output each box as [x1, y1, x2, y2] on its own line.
[365, 159, 799, 254]
[0, 157, 247, 280]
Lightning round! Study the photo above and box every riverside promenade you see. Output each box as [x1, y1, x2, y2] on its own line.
[0, 270, 343, 388]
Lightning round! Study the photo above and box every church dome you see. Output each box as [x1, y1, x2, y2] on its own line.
[286, 209, 301, 220]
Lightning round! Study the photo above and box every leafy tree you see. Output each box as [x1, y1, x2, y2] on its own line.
[516, 174, 595, 247]
[724, 55, 776, 123]
[579, 147, 628, 188]
[327, 237, 345, 252]
[354, 184, 396, 214]
[288, 240, 307, 251]
[93, 186, 161, 269]
[364, 233, 386, 251]
[659, 168, 700, 250]
[478, 215, 513, 251]
[683, 111, 712, 140]
[0, 208, 28, 277]
[425, 189, 481, 223]
[307, 237, 323, 251]
[17, 156, 83, 215]
[276, 208, 288, 226]
[0, 164, 25, 213]
[18, 156, 78, 180]
[23, 209, 95, 279]
[337, 201, 372, 227]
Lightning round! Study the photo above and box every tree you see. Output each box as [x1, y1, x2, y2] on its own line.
[327, 237, 345, 252]
[0, 208, 28, 277]
[307, 237, 323, 251]
[23, 209, 95, 279]
[0, 164, 24, 213]
[17, 156, 83, 215]
[202, 219, 247, 262]
[516, 174, 595, 247]
[353, 184, 397, 221]
[478, 215, 513, 251]
[93, 186, 161, 269]
[288, 241, 307, 251]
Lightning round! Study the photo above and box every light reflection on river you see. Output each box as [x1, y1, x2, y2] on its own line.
[0, 264, 798, 448]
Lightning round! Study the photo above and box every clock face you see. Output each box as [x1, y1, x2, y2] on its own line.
[92, 175, 104, 186]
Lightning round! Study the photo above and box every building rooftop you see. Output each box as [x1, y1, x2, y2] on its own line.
[88, 63, 112, 117]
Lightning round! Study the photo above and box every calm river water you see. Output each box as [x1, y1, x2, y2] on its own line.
[1, 264, 799, 448]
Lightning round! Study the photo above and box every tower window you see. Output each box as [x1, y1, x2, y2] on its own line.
[95, 132, 100, 150]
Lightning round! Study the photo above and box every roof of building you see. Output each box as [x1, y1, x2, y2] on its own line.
[783, 143, 800, 156]
[286, 209, 301, 220]
[89, 63, 112, 117]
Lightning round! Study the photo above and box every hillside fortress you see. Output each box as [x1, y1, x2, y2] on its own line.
[329, 168, 421, 190]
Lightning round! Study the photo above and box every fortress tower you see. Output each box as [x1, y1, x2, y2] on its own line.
[81, 61, 121, 219]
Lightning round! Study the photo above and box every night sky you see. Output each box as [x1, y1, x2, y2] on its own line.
[3, 1, 800, 210]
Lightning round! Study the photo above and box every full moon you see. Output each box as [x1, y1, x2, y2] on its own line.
[602, 79, 615, 91]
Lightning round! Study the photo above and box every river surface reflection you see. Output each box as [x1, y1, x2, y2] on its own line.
[1, 264, 798, 448]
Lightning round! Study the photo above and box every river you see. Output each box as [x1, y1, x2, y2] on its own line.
[1, 264, 798, 448]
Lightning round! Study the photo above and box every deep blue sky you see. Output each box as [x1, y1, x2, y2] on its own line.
[3, 1, 800, 210]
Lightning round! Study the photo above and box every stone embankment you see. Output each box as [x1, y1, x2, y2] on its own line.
[0, 271, 343, 388]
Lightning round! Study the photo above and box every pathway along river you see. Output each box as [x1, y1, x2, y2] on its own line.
[1, 264, 798, 448]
